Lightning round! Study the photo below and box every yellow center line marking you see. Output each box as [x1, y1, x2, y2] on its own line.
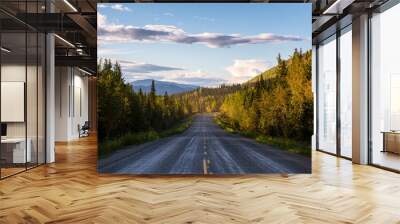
[203, 159, 208, 175]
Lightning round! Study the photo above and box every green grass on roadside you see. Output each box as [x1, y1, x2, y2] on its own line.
[99, 117, 193, 158]
[215, 115, 311, 156]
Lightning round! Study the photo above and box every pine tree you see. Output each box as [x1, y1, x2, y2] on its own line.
[151, 80, 156, 97]
[164, 91, 169, 105]
[276, 53, 288, 77]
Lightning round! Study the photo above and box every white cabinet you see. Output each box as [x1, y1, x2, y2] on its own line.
[1, 138, 31, 163]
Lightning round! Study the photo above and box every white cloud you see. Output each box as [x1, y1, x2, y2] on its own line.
[97, 12, 107, 27]
[226, 59, 271, 83]
[118, 60, 183, 73]
[97, 4, 131, 12]
[111, 4, 131, 12]
[98, 13, 307, 48]
[144, 24, 184, 34]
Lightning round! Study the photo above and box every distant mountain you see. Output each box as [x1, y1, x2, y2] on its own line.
[131, 79, 199, 95]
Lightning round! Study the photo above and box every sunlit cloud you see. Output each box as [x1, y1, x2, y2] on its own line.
[226, 59, 271, 83]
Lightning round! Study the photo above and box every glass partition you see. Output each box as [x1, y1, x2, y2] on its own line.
[317, 35, 337, 154]
[1, 31, 28, 177]
[339, 26, 352, 158]
[370, 3, 400, 171]
[0, 1, 46, 179]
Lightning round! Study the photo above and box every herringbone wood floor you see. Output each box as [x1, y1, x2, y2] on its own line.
[1, 135, 400, 224]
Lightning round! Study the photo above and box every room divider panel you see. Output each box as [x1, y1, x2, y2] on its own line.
[0, 0, 46, 179]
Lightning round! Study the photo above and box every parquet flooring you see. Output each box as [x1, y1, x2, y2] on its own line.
[1, 135, 400, 223]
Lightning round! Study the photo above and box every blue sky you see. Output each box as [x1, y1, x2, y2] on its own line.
[98, 3, 311, 86]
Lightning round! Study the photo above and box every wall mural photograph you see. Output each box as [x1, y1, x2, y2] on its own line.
[97, 3, 312, 174]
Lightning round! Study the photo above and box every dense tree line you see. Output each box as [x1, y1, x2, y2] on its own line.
[219, 49, 312, 142]
[97, 59, 189, 142]
[175, 84, 241, 113]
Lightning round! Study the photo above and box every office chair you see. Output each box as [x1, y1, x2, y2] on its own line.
[79, 121, 90, 138]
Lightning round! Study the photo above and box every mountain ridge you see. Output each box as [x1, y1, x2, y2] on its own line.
[131, 79, 199, 95]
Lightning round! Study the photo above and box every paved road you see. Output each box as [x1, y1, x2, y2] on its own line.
[98, 114, 311, 174]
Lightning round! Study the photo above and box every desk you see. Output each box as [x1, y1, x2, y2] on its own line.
[381, 131, 400, 154]
[1, 138, 31, 163]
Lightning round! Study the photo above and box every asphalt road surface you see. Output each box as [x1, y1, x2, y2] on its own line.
[98, 114, 311, 174]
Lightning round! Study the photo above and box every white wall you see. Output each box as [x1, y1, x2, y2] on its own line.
[55, 67, 89, 141]
[55, 66, 70, 141]
[71, 72, 89, 138]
